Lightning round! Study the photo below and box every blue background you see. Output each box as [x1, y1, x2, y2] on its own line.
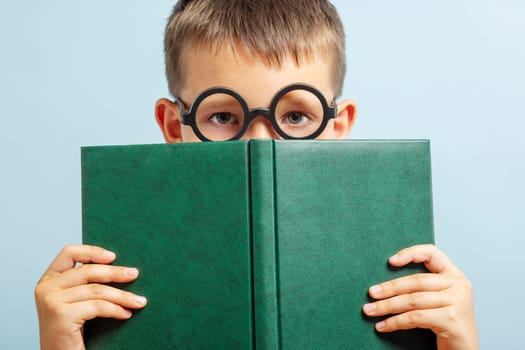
[1, 1, 523, 348]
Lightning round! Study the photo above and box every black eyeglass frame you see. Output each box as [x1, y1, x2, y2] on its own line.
[174, 83, 338, 142]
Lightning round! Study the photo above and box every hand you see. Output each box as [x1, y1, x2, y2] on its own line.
[362, 244, 478, 350]
[34, 245, 148, 350]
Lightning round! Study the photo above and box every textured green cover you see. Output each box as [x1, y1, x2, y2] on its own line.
[82, 140, 436, 349]
[82, 142, 253, 349]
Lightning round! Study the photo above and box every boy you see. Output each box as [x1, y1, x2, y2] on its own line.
[34, 1, 478, 349]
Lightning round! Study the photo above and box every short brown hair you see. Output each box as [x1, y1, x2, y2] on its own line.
[164, 0, 346, 97]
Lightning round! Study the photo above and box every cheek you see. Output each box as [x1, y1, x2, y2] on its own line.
[315, 120, 337, 140]
[181, 126, 204, 143]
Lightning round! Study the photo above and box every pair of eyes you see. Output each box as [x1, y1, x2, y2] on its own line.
[206, 111, 315, 127]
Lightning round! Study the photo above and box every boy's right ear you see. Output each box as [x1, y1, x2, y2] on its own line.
[155, 98, 183, 143]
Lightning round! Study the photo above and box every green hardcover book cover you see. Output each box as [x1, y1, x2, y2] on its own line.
[82, 140, 436, 349]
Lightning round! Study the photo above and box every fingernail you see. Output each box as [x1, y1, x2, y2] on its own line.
[370, 285, 382, 296]
[125, 268, 139, 277]
[103, 250, 116, 259]
[124, 309, 133, 318]
[375, 321, 386, 331]
[135, 296, 147, 306]
[363, 303, 376, 314]
[389, 254, 400, 263]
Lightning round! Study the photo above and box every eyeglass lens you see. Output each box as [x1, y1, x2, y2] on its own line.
[193, 87, 325, 141]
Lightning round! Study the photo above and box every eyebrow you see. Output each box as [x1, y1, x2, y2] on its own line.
[277, 93, 321, 107]
[197, 97, 243, 110]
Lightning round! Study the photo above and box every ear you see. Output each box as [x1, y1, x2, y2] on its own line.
[333, 99, 357, 139]
[155, 98, 183, 143]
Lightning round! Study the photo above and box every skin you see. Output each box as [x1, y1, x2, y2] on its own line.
[35, 42, 478, 349]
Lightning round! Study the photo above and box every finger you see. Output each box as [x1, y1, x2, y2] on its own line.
[56, 284, 148, 310]
[65, 300, 136, 322]
[42, 245, 116, 279]
[51, 265, 139, 289]
[374, 307, 451, 334]
[369, 273, 451, 299]
[389, 244, 463, 276]
[363, 291, 450, 317]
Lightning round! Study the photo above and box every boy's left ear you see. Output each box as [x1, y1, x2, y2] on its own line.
[332, 99, 357, 139]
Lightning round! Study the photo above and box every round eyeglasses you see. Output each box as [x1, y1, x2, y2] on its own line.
[174, 83, 337, 141]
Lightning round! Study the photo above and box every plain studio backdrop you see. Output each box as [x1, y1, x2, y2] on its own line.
[1, 1, 523, 348]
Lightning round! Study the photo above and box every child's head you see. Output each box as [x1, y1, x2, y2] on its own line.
[155, 0, 356, 142]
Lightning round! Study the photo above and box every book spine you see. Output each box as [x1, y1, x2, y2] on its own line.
[250, 140, 280, 350]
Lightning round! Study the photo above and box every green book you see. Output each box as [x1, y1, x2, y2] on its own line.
[82, 139, 436, 349]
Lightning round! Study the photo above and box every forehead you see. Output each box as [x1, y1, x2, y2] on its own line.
[179, 41, 334, 106]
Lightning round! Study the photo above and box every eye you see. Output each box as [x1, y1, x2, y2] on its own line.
[282, 112, 311, 125]
[209, 112, 239, 125]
